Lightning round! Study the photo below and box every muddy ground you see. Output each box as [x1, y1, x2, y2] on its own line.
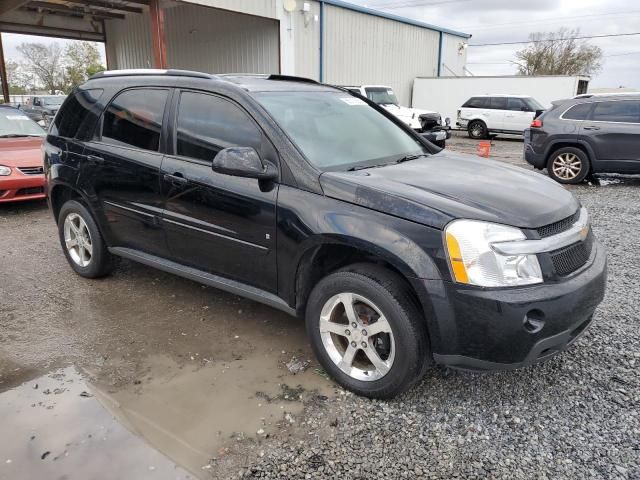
[1, 133, 638, 479]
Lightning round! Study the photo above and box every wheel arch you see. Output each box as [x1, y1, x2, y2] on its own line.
[544, 140, 593, 168]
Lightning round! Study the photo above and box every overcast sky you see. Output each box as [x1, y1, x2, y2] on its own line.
[356, 0, 640, 88]
[2, 0, 638, 89]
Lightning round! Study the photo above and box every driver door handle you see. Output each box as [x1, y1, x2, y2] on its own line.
[583, 125, 601, 131]
[164, 172, 188, 186]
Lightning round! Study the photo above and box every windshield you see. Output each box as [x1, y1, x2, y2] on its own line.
[525, 97, 545, 111]
[42, 96, 65, 106]
[0, 109, 46, 137]
[364, 87, 399, 106]
[256, 91, 427, 171]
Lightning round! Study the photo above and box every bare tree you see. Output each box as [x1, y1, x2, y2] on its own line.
[514, 28, 603, 76]
[16, 42, 67, 94]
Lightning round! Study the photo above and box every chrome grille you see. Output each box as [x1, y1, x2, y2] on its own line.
[17, 166, 44, 175]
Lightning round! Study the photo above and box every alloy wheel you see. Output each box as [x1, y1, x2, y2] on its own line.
[318, 293, 395, 381]
[63, 213, 93, 267]
[552, 152, 582, 180]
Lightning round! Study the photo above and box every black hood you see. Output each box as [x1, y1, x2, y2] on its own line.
[320, 150, 579, 230]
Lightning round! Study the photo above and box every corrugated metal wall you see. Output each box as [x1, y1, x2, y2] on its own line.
[176, 0, 277, 19]
[291, 0, 321, 80]
[105, 4, 279, 74]
[441, 33, 467, 77]
[323, 4, 440, 105]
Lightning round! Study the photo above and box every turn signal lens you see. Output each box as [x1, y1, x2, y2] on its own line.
[446, 232, 469, 283]
[531, 119, 543, 128]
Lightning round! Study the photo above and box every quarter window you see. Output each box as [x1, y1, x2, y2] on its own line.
[591, 101, 640, 123]
[463, 97, 488, 108]
[562, 103, 592, 121]
[175, 92, 262, 162]
[52, 88, 103, 139]
[101, 89, 168, 151]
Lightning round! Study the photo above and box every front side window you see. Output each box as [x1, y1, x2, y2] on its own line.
[101, 89, 168, 151]
[256, 91, 427, 171]
[0, 109, 45, 138]
[591, 100, 640, 123]
[176, 92, 262, 162]
[562, 103, 592, 121]
[507, 98, 527, 111]
[364, 87, 399, 106]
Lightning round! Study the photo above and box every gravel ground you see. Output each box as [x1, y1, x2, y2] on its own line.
[234, 136, 640, 480]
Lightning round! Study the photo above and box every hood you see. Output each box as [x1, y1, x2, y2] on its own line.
[381, 104, 436, 119]
[320, 150, 579, 230]
[0, 137, 45, 167]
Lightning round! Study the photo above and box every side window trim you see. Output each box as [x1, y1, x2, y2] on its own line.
[95, 87, 170, 153]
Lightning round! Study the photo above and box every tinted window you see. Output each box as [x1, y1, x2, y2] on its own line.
[507, 98, 528, 111]
[563, 103, 592, 120]
[591, 101, 640, 123]
[176, 92, 261, 162]
[463, 97, 488, 108]
[490, 97, 507, 110]
[52, 88, 103, 139]
[102, 89, 168, 151]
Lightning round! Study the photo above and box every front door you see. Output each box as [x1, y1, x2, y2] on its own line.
[81, 87, 170, 256]
[161, 90, 278, 292]
[504, 97, 535, 133]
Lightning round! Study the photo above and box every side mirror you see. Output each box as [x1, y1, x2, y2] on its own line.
[520, 106, 531, 112]
[212, 147, 278, 181]
[444, 117, 451, 126]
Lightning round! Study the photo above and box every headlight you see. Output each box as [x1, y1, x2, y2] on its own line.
[445, 219, 543, 287]
[0, 165, 11, 176]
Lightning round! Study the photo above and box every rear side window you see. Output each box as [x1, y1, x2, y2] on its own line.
[175, 91, 262, 162]
[562, 103, 592, 120]
[52, 88, 103, 139]
[462, 97, 488, 108]
[490, 97, 507, 110]
[591, 101, 640, 123]
[101, 88, 168, 151]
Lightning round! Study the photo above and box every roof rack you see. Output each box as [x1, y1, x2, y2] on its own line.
[89, 69, 216, 80]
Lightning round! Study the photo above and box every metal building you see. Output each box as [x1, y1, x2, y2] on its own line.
[0, 0, 470, 105]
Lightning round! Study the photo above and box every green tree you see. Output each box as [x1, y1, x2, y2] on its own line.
[65, 42, 105, 90]
[514, 28, 602, 76]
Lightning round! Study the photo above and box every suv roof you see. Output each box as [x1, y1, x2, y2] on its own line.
[468, 94, 532, 98]
[88, 69, 337, 93]
[573, 92, 640, 100]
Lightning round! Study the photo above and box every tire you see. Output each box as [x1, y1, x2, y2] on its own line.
[58, 199, 113, 278]
[546, 147, 590, 184]
[305, 264, 431, 399]
[467, 120, 487, 139]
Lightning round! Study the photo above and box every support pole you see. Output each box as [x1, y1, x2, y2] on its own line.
[0, 33, 10, 103]
[149, 0, 167, 69]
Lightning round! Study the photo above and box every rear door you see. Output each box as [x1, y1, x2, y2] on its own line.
[580, 99, 640, 172]
[504, 97, 535, 132]
[81, 87, 171, 256]
[487, 97, 508, 131]
[160, 89, 278, 291]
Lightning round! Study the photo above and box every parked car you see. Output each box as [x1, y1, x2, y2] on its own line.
[46, 70, 606, 398]
[22, 95, 67, 124]
[0, 105, 47, 203]
[457, 94, 545, 139]
[524, 94, 640, 184]
[343, 85, 450, 147]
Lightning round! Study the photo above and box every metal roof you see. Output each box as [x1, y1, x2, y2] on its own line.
[320, 0, 471, 39]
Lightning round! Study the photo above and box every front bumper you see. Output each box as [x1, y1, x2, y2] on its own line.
[426, 240, 607, 370]
[0, 174, 46, 203]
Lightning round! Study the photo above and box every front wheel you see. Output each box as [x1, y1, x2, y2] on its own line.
[547, 147, 590, 184]
[305, 264, 431, 399]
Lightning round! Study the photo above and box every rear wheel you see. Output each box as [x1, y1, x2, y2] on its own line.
[305, 264, 431, 399]
[547, 147, 590, 184]
[58, 200, 113, 278]
[468, 120, 487, 139]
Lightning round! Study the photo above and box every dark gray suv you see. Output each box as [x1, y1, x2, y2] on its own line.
[524, 94, 640, 184]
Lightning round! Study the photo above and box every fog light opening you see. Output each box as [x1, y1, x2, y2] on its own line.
[523, 309, 545, 334]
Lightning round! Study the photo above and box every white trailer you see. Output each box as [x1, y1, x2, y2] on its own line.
[411, 75, 589, 127]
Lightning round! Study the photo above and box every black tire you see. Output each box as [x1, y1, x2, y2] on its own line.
[58, 199, 113, 278]
[305, 264, 431, 399]
[467, 120, 488, 139]
[546, 147, 590, 184]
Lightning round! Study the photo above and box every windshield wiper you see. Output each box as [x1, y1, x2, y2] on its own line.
[347, 163, 389, 171]
[0, 134, 37, 138]
[395, 153, 427, 164]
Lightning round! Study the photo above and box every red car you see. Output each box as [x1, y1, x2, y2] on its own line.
[0, 106, 47, 203]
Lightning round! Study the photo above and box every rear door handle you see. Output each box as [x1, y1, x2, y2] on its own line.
[164, 173, 188, 186]
[583, 125, 600, 130]
[87, 154, 104, 164]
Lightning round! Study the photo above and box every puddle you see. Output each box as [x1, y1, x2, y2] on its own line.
[590, 173, 640, 187]
[0, 366, 191, 480]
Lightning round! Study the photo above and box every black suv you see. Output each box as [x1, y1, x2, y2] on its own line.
[45, 70, 607, 398]
[524, 94, 640, 183]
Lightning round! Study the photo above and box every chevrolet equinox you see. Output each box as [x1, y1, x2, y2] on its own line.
[45, 70, 607, 398]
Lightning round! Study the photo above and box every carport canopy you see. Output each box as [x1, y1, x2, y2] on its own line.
[0, 0, 168, 102]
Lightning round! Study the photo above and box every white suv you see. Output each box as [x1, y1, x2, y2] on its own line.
[457, 95, 545, 139]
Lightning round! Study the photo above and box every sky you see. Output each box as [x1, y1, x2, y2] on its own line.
[2, 0, 638, 89]
[355, 0, 640, 89]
